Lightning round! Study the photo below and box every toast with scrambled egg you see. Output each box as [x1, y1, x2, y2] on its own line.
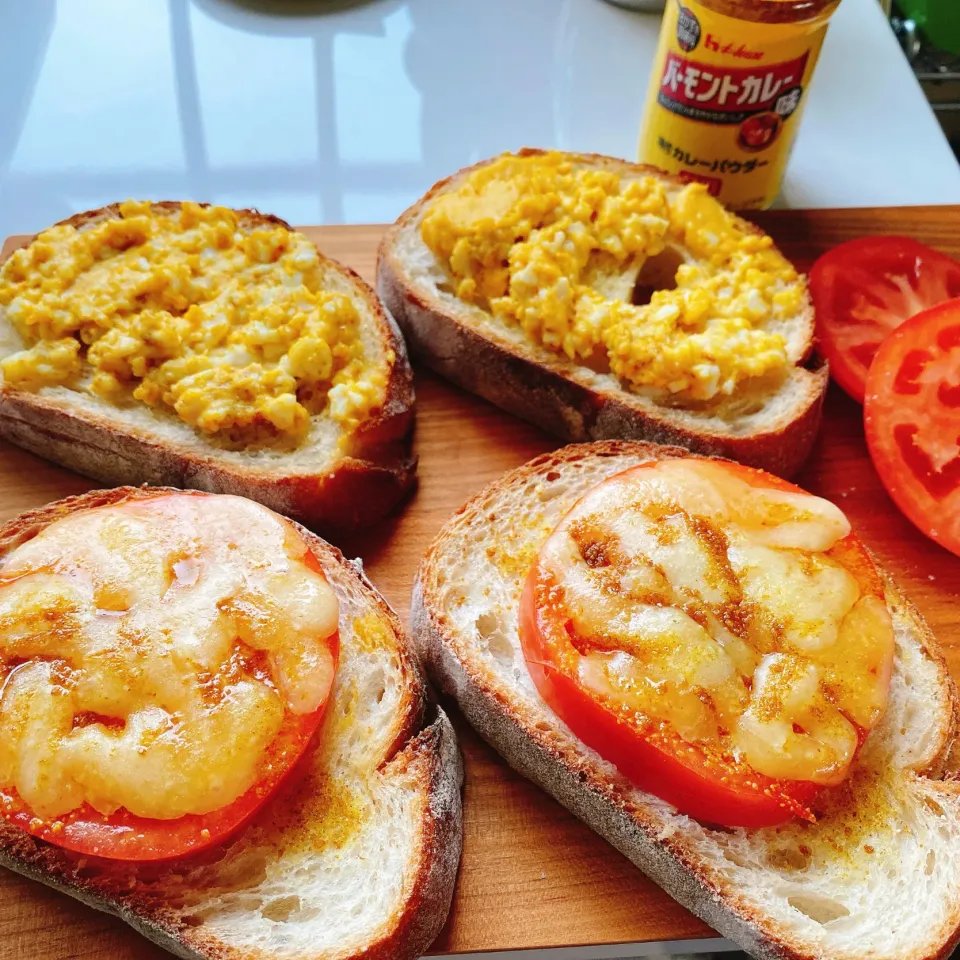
[0, 202, 415, 533]
[0, 485, 463, 960]
[413, 441, 960, 960]
[378, 149, 827, 477]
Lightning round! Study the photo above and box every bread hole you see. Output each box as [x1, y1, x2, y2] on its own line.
[261, 895, 302, 923]
[925, 849, 936, 876]
[728, 398, 765, 419]
[538, 481, 567, 503]
[375, 684, 385, 704]
[786, 894, 850, 925]
[220, 850, 269, 890]
[722, 849, 752, 869]
[770, 846, 810, 871]
[924, 797, 946, 818]
[476, 612, 514, 666]
[545, 471, 561, 482]
[178, 899, 219, 920]
[631, 247, 685, 306]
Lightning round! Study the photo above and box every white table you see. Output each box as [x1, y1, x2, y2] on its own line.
[0, 0, 957, 241]
[0, 2, 955, 958]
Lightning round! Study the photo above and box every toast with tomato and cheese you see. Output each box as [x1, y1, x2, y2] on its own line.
[0, 486, 462, 960]
[414, 441, 960, 960]
[378, 149, 827, 478]
[0, 202, 415, 534]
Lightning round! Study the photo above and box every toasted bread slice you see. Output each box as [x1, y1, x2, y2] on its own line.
[377, 149, 828, 478]
[0, 487, 463, 960]
[413, 441, 960, 960]
[0, 203, 416, 535]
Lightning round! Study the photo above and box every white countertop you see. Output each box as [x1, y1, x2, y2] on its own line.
[0, 0, 957, 239]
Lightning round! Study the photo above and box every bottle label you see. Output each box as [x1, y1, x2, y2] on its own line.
[658, 51, 808, 126]
[638, 0, 836, 209]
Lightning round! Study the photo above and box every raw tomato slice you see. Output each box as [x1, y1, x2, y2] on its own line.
[519, 460, 890, 828]
[811, 236, 960, 402]
[864, 298, 960, 557]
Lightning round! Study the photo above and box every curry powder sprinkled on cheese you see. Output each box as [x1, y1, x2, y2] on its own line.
[420, 152, 804, 402]
[538, 459, 894, 794]
[0, 201, 387, 444]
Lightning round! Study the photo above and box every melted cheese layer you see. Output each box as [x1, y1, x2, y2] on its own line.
[0, 495, 338, 821]
[542, 460, 894, 786]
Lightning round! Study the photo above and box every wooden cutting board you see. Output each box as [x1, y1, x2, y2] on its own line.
[0, 207, 958, 960]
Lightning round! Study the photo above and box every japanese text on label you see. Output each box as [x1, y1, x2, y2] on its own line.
[658, 51, 809, 125]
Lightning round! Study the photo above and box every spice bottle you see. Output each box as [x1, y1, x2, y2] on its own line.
[638, 0, 841, 209]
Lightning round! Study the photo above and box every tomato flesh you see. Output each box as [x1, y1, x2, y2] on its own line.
[811, 236, 960, 403]
[0, 503, 339, 862]
[864, 297, 960, 558]
[519, 460, 887, 828]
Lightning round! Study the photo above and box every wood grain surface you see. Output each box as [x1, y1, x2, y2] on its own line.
[0, 208, 958, 959]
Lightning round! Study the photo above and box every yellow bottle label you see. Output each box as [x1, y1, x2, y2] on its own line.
[638, 0, 836, 209]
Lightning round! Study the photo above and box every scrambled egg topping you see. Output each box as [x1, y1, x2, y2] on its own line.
[0, 202, 388, 443]
[420, 152, 804, 402]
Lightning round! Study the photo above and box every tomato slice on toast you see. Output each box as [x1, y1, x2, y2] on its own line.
[0, 496, 339, 862]
[519, 460, 892, 828]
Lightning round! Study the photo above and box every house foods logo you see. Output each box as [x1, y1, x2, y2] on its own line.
[676, 6, 701, 52]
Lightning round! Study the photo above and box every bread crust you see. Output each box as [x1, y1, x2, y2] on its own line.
[0, 486, 463, 960]
[377, 149, 827, 478]
[413, 440, 960, 960]
[0, 203, 417, 535]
